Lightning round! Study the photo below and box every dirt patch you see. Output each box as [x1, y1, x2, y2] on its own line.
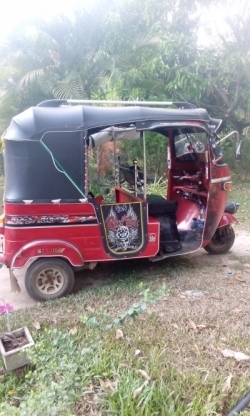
[71, 227, 250, 293]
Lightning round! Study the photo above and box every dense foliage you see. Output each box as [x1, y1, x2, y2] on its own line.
[0, 0, 250, 177]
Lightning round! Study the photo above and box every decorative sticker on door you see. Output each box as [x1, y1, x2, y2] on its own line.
[100, 202, 147, 257]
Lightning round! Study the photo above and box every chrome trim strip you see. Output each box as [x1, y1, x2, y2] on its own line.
[211, 176, 231, 184]
[5, 224, 99, 230]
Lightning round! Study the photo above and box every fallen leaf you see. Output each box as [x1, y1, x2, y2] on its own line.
[9, 400, 19, 407]
[33, 322, 40, 330]
[69, 327, 77, 335]
[194, 344, 200, 353]
[135, 349, 141, 356]
[181, 290, 205, 297]
[99, 379, 116, 393]
[197, 324, 218, 330]
[233, 309, 242, 314]
[115, 329, 124, 340]
[188, 318, 198, 332]
[222, 374, 233, 394]
[137, 369, 150, 381]
[133, 381, 148, 399]
[207, 294, 221, 300]
[125, 336, 131, 344]
[119, 360, 131, 367]
[221, 349, 250, 361]
[106, 379, 117, 392]
[99, 379, 106, 389]
[85, 306, 95, 313]
[171, 323, 179, 329]
[234, 276, 246, 283]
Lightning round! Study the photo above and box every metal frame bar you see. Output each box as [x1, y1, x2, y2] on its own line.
[219, 130, 239, 144]
[67, 99, 174, 106]
[143, 131, 147, 200]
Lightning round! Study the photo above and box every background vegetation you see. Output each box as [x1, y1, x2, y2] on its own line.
[0, 0, 250, 179]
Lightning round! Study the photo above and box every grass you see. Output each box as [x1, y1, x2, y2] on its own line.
[1, 253, 250, 415]
[0, 177, 250, 414]
[230, 178, 250, 227]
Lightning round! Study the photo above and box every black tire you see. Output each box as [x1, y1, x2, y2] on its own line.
[204, 225, 235, 255]
[25, 258, 75, 301]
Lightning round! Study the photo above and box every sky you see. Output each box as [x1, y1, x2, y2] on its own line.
[0, 0, 88, 41]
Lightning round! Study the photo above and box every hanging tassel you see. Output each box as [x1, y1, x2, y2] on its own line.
[9, 269, 21, 293]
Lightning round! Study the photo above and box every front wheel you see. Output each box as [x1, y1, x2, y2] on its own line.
[203, 225, 235, 255]
[25, 258, 75, 301]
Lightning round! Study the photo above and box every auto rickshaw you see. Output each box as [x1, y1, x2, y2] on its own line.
[0, 99, 241, 301]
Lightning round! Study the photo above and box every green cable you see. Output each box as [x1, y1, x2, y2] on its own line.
[40, 140, 87, 199]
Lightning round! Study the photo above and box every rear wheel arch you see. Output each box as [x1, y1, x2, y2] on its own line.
[11, 239, 84, 269]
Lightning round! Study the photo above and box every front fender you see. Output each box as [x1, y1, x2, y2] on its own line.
[218, 212, 238, 228]
[11, 239, 84, 269]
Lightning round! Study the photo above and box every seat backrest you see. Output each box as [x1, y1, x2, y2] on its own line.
[120, 164, 137, 186]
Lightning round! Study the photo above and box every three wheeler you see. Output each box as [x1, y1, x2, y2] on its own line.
[0, 99, 241, 301]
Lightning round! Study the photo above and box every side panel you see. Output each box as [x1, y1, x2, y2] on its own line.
[3, 202, 159, 267]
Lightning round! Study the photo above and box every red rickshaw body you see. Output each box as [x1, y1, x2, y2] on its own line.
[2, 198, 159, 269]
[0, 100, 240, 301]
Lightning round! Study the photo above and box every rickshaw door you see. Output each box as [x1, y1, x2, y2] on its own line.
[96, 201, 148, 258]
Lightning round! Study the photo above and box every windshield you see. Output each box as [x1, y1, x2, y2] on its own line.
[174, 129, 207, 162]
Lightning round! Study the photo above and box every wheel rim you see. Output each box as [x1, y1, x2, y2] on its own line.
[35, 267, 65, 295]
[212, 235, 227, 247]
[212, 229, 233, 248]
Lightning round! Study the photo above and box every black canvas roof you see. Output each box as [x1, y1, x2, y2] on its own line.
[5, 104, 212, 141]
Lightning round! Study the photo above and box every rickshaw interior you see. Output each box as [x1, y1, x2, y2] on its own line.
[87, 121, 212, 259]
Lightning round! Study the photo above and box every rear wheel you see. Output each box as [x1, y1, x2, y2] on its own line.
[204, 225, 235, 255]
[25, 258, 75, 301]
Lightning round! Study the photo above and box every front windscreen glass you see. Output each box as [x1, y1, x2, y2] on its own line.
[174, 129, 207, 162]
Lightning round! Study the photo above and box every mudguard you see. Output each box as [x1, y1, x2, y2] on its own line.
[218, 212, 238, 228]
[11, 239, 84, 269]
